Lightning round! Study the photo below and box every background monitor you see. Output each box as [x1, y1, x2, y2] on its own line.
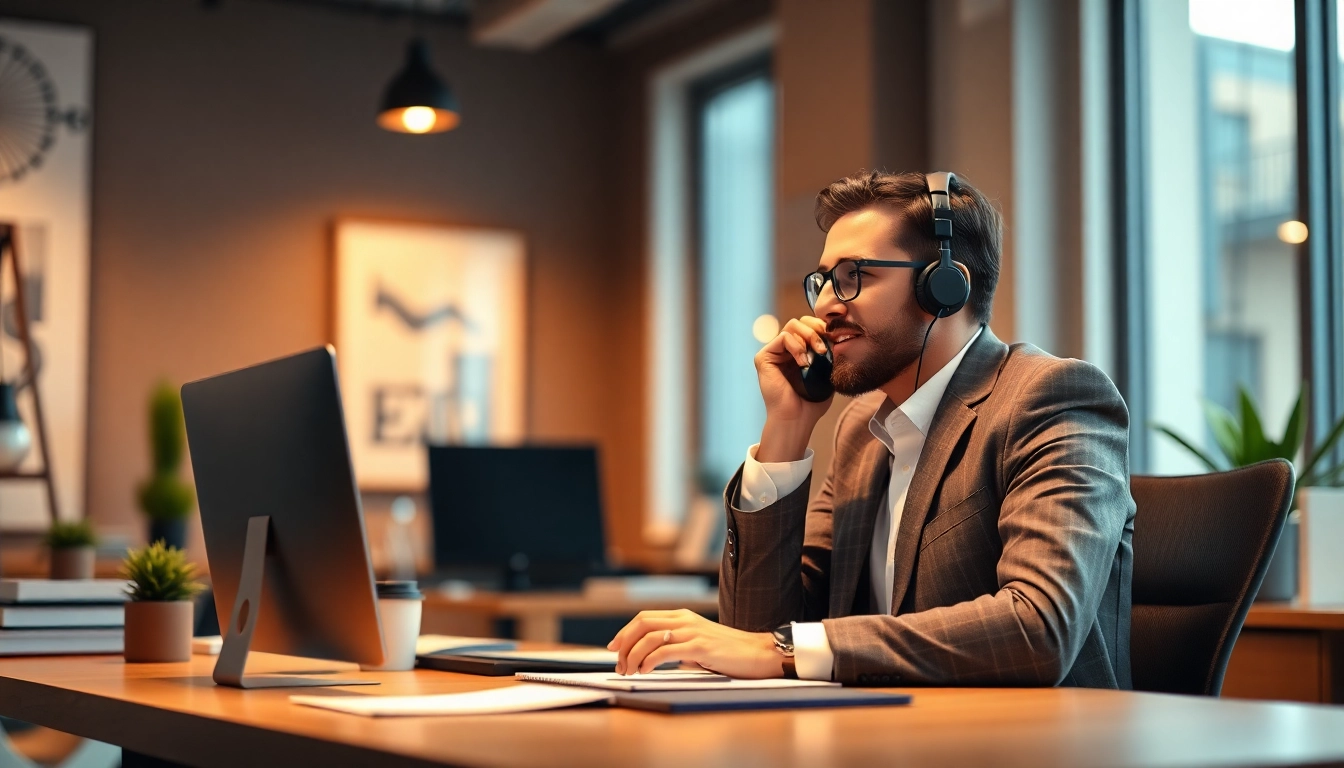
[428, 445, 607, 589]
[183, 346, 384, 671]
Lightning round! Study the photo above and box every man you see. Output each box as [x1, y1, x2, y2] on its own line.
[608, 170, 1134, 687]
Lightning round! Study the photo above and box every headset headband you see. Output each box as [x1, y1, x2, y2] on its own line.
[926, 171, 956, 243]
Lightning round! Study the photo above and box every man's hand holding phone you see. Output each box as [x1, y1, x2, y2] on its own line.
[754, 316, 832, 463]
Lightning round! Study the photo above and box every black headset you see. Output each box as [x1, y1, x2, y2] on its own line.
[913, 172, 971, 317]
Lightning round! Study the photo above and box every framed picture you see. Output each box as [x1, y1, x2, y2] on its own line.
[0, 19, 93, 529]
[334, 220, 526, 491]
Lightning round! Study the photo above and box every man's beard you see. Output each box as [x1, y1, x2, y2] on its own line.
[828, 316, 926, 397]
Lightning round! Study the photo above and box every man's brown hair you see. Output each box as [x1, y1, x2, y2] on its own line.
[814, 170, 1003, 325]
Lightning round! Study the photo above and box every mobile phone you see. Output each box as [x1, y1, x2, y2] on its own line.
[794, 338, 834, 402]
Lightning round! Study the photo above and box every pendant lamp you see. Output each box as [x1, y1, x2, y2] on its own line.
[377, 39, 460, 134]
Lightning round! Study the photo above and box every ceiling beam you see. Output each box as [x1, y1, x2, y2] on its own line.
[471, 0, 627, 50]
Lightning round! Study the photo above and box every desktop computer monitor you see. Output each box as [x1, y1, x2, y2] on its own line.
[183, 346, 384, 688]
[428, 445, 607, 589]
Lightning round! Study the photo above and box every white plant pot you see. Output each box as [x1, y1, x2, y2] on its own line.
[1298, 487, 1344, 605]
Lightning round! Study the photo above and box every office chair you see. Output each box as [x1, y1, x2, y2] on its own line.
[1129, 458, 1294, 696]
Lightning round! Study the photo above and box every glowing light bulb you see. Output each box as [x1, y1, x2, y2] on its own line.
[401, 106, 437, 134]
[1277, 220, 1308, 245]
[752, 314, 780, 344]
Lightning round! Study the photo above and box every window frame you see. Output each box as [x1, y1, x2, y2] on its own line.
[686, 53, 775, 499]
[1110, 0, 1152, 472]
[642, 23, 776, 545]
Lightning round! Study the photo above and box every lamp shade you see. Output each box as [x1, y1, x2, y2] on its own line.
[377, 39, 460, 134]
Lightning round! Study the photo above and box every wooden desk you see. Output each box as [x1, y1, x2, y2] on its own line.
[1224, 602, 1344, 704]
[6, 654, 1344, 767]
[421, 591, 720, 642]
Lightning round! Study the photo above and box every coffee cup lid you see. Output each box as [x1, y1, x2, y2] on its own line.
[375, 580, 423, 600]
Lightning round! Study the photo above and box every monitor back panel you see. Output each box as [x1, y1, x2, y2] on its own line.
[182, 346, 383, 664]
[428, 445, 606, 581]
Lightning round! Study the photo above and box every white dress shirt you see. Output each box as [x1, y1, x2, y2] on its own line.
[737, 327, 983, 680]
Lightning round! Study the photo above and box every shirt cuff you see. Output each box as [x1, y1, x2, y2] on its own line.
[791, 622, 834, 681]
[737, 444, 814, 511]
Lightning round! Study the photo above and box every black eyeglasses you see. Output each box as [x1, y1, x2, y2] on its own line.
[803, 259, 930, 311]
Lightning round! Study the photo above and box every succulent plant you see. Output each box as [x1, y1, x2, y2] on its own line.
[120, 541, 204, 602]
[45, 519, 97, 550]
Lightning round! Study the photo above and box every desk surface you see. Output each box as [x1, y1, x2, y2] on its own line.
[5, 654, 1344, 767]
[1246, 602, 1344, 630]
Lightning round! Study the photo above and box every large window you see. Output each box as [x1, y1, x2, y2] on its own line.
[1129, 0, 1302, 474]
[644, 26, 775, 547]
[693, 62, 774, 505]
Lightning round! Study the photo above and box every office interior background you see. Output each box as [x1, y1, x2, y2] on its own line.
[0, 0, 1338, 580]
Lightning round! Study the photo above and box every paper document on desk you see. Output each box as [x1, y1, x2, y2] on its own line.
[517, 669, 839, 692]
[290, 684, 611, 717]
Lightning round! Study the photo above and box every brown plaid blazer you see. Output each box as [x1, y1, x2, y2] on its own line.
[719, 326, 1135, 688]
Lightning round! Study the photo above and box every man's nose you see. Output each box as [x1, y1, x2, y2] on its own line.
[813, 284, 847, 321]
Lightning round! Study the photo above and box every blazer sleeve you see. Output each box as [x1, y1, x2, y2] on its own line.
[718, 403, 871, 631]
[821, 358, 1134, 686]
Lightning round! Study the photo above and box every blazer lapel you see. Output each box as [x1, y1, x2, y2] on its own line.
[887, 326, 1008, 614]
[828, 434, 891, 618]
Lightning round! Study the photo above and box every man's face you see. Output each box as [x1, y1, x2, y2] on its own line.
[814, 205, 930, 396]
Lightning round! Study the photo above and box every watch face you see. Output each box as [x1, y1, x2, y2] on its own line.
[772, 623, 795, 655]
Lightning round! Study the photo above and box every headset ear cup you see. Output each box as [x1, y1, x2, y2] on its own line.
[914, 260, 970, 316]
[914, 260, 940, 316]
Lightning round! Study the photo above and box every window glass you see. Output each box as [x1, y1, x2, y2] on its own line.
[696, 73, 774, 496]
[1144, 0, 1299, 473]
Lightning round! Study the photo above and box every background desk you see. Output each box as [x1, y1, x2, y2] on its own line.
[421, 591, 720, 642]
[1223, 602, 1344, 703]
[6, 654, 1344, 767]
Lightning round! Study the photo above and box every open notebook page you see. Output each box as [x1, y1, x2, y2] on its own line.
[290, 684, 611, 717]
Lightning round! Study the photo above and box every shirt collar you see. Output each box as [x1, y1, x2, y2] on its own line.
[870, 326, 984, 442]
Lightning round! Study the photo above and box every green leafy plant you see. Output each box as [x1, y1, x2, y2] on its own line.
[1154, 383, 1344, 491]
[45, 519, 97, 550]
[137, 381, 195, 522]
[120, 541, 204, 602]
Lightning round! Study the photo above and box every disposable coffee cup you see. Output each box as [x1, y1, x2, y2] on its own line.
[362, 580, 424, 671]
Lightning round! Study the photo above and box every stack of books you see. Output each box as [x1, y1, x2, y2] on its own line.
[0, 579, 128, 655]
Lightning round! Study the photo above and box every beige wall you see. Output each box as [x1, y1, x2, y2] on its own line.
[0, 0, 1088, 569]
[0, 0, 633, 558]
[775, 0, 930, 497]
[929, 0, 1018, 344]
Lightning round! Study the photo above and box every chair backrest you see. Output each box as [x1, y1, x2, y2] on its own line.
[1129, 459, 1294, 696]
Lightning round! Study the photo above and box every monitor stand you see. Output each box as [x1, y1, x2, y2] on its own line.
[213, 515, 379, 689]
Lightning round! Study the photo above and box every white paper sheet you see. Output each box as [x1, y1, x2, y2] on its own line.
[290, 684, 612, 717]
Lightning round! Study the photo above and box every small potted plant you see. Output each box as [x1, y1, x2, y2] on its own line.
[45, 519, 97, 580]
[137, 382, 195, 550]
[120, 541, 204, 663]
[1155, 383, 1344, 601]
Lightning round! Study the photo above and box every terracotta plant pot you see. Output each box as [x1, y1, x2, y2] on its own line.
[49, 546, 95, 580]
[124, 600, 194, 663]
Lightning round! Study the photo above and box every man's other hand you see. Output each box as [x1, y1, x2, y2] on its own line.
[605, 609, 783, 678]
